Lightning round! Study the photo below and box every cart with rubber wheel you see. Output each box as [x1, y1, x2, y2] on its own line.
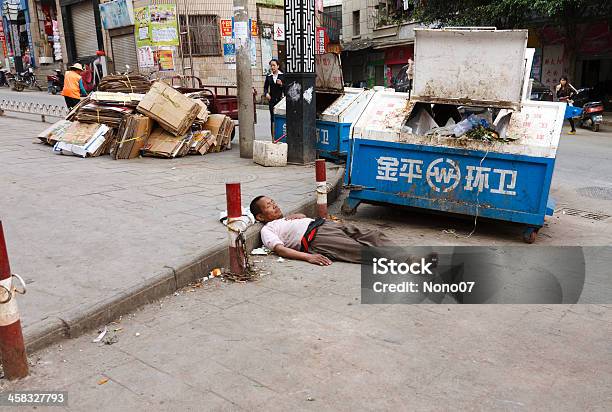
[343, 28, 566, 244]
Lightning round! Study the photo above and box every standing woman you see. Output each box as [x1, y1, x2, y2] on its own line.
[62, 63, 86, 110]
[556, 76, 578, 135]
[264, 59, 284, 138]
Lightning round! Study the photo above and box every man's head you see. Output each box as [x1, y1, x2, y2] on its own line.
[250, 196, 282, 222]
[269, 59, 279, 74]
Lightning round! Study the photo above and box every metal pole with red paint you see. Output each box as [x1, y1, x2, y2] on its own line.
[0, 221, 29, 380]
[315, 159, 328, 218]
[225, 183, 245, 275]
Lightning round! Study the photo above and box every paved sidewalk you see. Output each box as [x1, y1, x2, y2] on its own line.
[0, 112, 342, 350]
[2, 254, 609, 411]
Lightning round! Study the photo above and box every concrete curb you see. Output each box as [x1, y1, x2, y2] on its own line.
[23, 165, 345, 353]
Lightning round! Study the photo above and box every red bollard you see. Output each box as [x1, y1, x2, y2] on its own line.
[315, 159, 328, 218]
[225, 183, 245, 275]
[0, 221, 29, 380]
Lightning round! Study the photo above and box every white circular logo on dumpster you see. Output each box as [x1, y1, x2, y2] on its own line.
[426, 158, 461, 193]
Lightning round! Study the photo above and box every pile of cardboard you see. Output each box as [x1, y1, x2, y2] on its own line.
[137, 82, 200, 136]
[90, 91, 145, 108]
[37, 119, 73, 145]
[76, 102, 134, 128]
[37, 77, 235, 161]
[203, 114, 235, 152]
[111, 115, 154, 159]
[52, 122, 115, 158]
[98, 74, 151, 94]
[188, 130, 215, 155]
[142, 128, 191, 158]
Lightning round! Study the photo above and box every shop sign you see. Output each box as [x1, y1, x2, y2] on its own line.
[273, 23, 285, 41]
[315, 27, 326, 54]
[220, 19, 233, 37]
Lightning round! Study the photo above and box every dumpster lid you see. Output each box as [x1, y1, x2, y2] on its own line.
[413, 28, 528, 110]
[352, 91, 412, 141]
[319, 88, 363, 121]
[273, 97, 286, 116]
[315, 53, 344, 93]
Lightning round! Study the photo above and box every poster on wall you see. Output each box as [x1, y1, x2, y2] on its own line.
[134, 6, 151, 48]
[137, 46, 155, 68]
[156, 47, 175, 71]
[99, 0, 135, 30]
[541, 44, 567, 90]
[250, 38, 257, 68]
[150, 4, 179, 46]
[220, 19, 232, 37]
[223, 38, 236, 67]
[261, 37, 273, 75]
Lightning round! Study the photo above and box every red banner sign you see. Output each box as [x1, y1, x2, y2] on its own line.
[220, 19, 233, 37]
[316, 27, 327, 55]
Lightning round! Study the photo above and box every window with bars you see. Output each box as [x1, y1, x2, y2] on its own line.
[179, 15, 221, 57]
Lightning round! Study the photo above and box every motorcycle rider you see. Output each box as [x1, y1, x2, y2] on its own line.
[556, 76, 579, 135]
[61, 63, 87, 109]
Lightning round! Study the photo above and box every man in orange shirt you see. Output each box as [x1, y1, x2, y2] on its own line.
[61, 63, 86, 109]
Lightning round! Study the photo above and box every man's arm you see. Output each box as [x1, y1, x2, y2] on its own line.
[273, 245, 332, 266]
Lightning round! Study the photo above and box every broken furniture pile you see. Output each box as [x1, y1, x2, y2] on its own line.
[38, 78, 234, 159]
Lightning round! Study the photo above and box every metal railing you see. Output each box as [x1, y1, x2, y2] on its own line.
[0, 98, 68, 122]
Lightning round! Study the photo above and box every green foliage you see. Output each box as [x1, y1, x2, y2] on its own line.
[413, 0, 612, 29]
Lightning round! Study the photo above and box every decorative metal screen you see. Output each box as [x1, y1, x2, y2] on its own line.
[285, 0, 316, 73]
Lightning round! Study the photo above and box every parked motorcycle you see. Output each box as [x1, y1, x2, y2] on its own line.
[47, 69, 64, 95]
[579, 101, 604, 132]
[572, 87, 605, 132]
[10, 67, 42, 92]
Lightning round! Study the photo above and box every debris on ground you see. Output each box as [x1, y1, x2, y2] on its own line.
[103, 333, 118, 345]
[92, 327, 108, 343]
[97, 378, 109, 385]
[251, 247, 270, 256]
[277, 257, 286, 263]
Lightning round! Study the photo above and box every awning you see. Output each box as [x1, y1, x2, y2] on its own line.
[341, 39, 375, 51]
[373, 39, 415, 50]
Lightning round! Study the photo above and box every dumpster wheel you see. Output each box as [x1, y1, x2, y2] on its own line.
[341, 198, 360, 216]
[522, 227, 539, 244]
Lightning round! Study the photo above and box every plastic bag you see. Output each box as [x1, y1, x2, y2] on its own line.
[453, 114, 491, 137]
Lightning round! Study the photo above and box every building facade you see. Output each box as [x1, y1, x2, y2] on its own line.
[0, 0, 64, 73]
[340, 0, 417, 87]
[49, 0, 286, 95]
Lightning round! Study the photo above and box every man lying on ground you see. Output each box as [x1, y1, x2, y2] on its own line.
[249, 196, 392, 265]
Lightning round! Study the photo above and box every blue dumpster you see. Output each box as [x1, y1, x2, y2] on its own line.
[272, 88, 375, 160]
[343, 29, 567, 243]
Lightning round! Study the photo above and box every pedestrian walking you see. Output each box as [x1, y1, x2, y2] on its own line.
[263, 59, 284, 138]
[555, 76, 578, 135]
[61, 63, 86, 110]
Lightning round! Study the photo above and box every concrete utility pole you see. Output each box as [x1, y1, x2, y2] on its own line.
[284, 0, 317, 164]
[234, 0, 255, 158]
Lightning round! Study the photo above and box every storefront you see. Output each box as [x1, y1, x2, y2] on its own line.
[32, 0, 62, 66]
[59, 0, 104, 63]
[99, 0, 137, 73]
[1, 0, 35, 72]
[382, 44, 413, 87]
